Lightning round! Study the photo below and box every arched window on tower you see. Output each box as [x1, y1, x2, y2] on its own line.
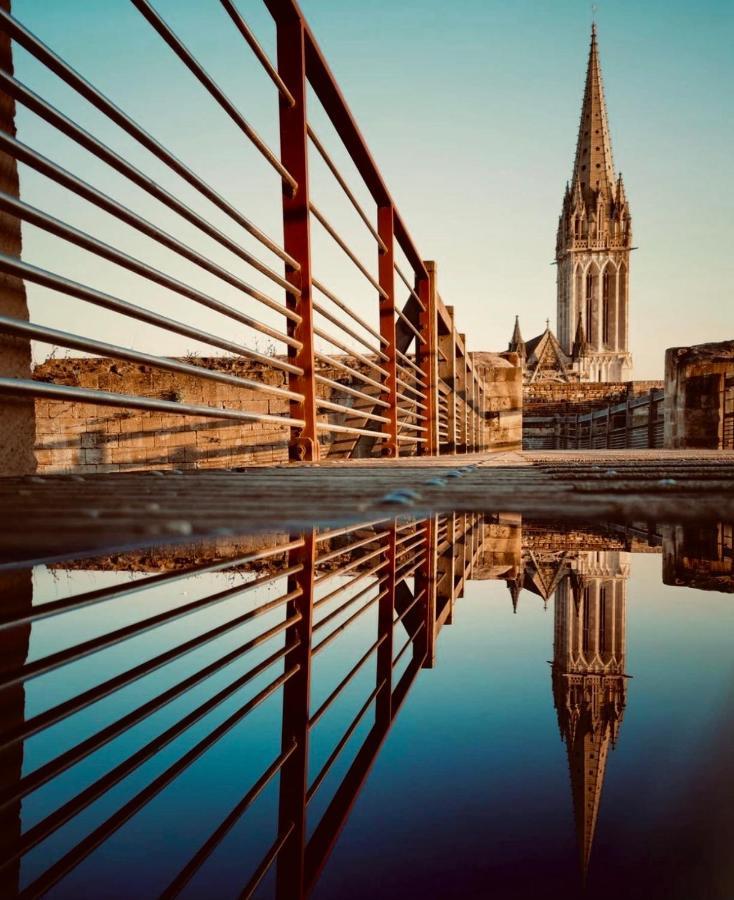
[586, 269, 593, 339]
[602, 269, 610, 345]
[582, 585, 591, 655]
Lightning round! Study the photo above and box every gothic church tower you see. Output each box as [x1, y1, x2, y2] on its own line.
[551, 550, 630, 881]
[556, 25, 633, 382]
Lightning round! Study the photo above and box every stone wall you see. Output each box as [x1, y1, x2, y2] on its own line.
[664, 340, 734, 449]
[32, 352, 522, 473]
[474, 352, 523, 450]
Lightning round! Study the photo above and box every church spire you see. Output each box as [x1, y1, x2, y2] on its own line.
[572, 311, 590, 359]
[572, 24, 616, 204]
[508, 315, 526, 361]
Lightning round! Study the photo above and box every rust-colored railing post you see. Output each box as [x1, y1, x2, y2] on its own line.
[275, 4, 319, 461]
[378, 205, 398, 457]
[415, 514, 438, 666]
[276, 531, 315, 900]
[376, 522, 396, 724]
[418, 261, 438, 455]
[438, 307, 456, 453]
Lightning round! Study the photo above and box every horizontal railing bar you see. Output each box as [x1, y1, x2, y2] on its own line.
[316, 420, 386, 439]
[394, 346, 423, 376]
[0, 539, 301, 631]
[314, 544, 387, 588]
[313, 300, 388, 361]
[312, 589, 384, 656]
[0, 192, 301, 350]
[135, 0, 297, 192]
[396, 389, 427, 410]
[315, 372, 390, 408]
[0, 252, 302, 375]
[395, 306, 426, 344]
[160, 740, 297, 899]
[394, 534, 425, 559]
[307, 124, 386, 252]
[240, 824, 294, 900]
[306, 678, 386, 803]
[397, 421, 428, 433]
[219, 0, 295, 106]
[397, 434, 426, 442]
[316, 530, 389, 565]
[0, 68, 298, 294]
[315, 352, 389, 394]
[393, 622, 424, 668]
[316, 519, 392, 543]
[396, 376, 425, 399]
[0, 316, 303, 405]
[316, 397, 390, 425]
[0, 635, 296, 815]
[0, 132, 302, 323]
[396, 361, 426, 387]
[313, 560, 389, 611]
[393, 587, 425, 629]
[13, 664, 300, 898]
[312, 278, 387, 346]
[0, 588, 303, 753]
[394, 262, 426, 311]
[313, 327, 389, 379]
[0, 564, 303, 690]
[395, 554, 426, 584]
[309, 634, 386, 728]
[309, 201, 387, 298]
[0, 379, 305, 429]
[313, 581, 383, 640]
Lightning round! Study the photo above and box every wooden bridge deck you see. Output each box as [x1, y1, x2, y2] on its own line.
[3, 450, 734, 562]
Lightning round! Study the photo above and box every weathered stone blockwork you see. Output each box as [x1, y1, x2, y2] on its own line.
[473, 352, 523, 450]
[32, 352, 523, 473]
[664, 340, 734, 449]
[33, 357, 333, 473]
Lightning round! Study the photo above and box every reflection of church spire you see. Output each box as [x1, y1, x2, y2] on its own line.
[550, 550, 629, 884]
[507, 578, 522, 613]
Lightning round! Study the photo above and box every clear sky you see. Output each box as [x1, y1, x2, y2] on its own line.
[11, 0, 734, 379]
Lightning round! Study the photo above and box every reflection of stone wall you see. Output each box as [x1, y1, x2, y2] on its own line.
[664, 341, 734, 449]
[662, 523, 734, 593]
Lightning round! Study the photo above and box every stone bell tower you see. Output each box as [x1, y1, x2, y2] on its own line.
[556, 25, 633, 382]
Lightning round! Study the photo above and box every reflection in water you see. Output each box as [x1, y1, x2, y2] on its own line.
[0, 517, 731, 898]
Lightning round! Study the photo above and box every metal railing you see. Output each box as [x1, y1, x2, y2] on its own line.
[0, 0, 494, 464]
[523, 388, 665, 450]
[0, 512, 485, 898]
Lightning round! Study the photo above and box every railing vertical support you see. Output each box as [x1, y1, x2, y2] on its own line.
[275, 5, 319, 461]
[438, 307, 456, 453]
[378, 205, 398, 457]
[276, 532, 315, 900]
[418, 261, 438, 455]
[415, 514, 438, 666]
[376, 522, 396, 724]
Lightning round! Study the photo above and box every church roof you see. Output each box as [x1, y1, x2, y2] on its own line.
[525, 325, 572, 383]
[572, 24, 617, 206]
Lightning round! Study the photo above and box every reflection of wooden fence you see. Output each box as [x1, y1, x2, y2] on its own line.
[524, 388, 665, 450]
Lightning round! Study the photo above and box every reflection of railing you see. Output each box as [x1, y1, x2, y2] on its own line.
[0, 0, 493, 463]
[0, 513, 484, 898]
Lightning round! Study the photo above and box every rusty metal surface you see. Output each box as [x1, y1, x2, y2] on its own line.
[2, 450, 733, 562]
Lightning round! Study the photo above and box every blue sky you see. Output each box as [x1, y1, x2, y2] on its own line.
[11, 0, 734, 378]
